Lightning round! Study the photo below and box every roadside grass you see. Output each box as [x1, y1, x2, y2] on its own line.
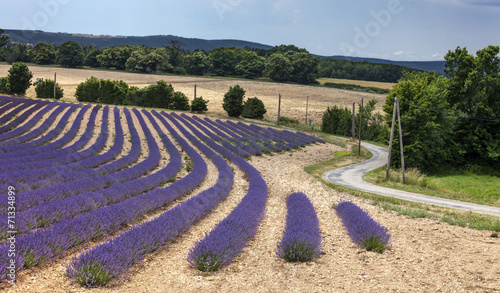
[364, 167, 500, 208]
[305, 137, 500, 232]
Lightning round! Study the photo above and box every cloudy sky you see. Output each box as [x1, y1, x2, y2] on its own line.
[0, 0, 499, 61]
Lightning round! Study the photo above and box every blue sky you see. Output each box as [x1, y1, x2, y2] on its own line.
[0, 0, 499, 61]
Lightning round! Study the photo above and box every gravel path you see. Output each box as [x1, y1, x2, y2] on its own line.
[323, 142, 500, 217]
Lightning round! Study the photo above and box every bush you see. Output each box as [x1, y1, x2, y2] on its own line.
[98, 79, 128, 105]
[279, 116, 299, 126]
[222, 85, 245, 117]
[8, 62, 33, 95]
[191, 96, 209, 113]
[35, 79, 63, 100]
[140, 80, 175, 108]
[75, 76, 100, 103]
[173, 66, 187, 75]
[0, 77, 10, 94]
[75, 76, 128, 104]
[242, 97, 266, 119]
[171, 91, 190, 110]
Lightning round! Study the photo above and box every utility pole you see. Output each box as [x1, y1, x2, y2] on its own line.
[352, 102, 356, 141]
[358, 97, 363, 156]
[396, 98, 406, 184]
[386, 96, 398, 180]
[277, 93, 282, 126]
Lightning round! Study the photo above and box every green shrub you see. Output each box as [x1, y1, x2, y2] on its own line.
[222, 85, 245, 117]
[35, 79, 63, 100]
[98, 79, 128, 105]
[0, 76, 10, 94]
[242, 97, 266, 119]
[75, 76, 100, 103]
[171, 91, 190, 110]
[8, 62, 33, 95]
[191, 96, 209, 113]
[173, 66, 187, 75]
[279, 116, 299, 125]
[140, 80, 174, 108]
[75, 76, 128, 104]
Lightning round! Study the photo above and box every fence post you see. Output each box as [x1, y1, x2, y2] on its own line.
[358, 97, 363, 156]
[352, 102, 356, 141]
[194, 84, 197, 99]
[277, 93, 281, 126]
[53, 72, 57, 99]
[305, 96, 309, 124]
[386, 96, 398, 180]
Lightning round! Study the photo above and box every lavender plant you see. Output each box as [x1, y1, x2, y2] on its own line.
[335, 201, 391, 253]
[276, 192, 322, 262]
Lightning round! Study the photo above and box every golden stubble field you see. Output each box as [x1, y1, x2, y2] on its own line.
[0, 65, 387, 125]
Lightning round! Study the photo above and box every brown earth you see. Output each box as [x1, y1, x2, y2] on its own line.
[0, 72, 499, 292]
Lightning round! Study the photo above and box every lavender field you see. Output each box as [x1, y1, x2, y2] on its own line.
[0, 96, 497, 293]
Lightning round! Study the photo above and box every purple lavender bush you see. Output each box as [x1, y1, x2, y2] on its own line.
[276, 192, 322, 262]
[335, 201, 391, 253]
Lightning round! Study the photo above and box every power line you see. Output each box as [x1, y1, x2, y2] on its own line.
[399, 101, 500, 122]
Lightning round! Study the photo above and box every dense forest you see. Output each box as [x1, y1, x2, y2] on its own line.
[0, 29, 422, 85]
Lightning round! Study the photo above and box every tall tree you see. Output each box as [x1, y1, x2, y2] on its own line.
[30, 42, 56, 65]
[263, 53, 293, 82]
[444, 45, 500, 168]
[236, 51, 265, 79]
[57, 41, 84, 68]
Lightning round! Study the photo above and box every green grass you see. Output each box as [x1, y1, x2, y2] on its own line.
[364, 167, 500, 208]
[304, 144, 500, 232]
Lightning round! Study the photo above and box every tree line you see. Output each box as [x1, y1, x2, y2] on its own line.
[322, 45, 500, 173]
[0, 29, 419, 84]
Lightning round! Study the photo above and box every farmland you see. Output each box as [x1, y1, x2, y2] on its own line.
[0, 65, 388, 126]
[0, 73, 498, 292]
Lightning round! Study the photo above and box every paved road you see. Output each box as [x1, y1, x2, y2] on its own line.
[322, 142, 500, 217]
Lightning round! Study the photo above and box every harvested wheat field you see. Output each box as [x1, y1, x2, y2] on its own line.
[0, 74, 498, 293]
[0, 65, 387, 125]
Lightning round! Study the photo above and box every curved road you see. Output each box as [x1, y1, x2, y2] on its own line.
[323, 142, 500, 217]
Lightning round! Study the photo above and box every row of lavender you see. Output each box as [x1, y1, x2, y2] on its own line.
[0, 95, 323, 285]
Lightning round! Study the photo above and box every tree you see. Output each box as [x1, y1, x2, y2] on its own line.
[191, 96, 209, 113]
[242, 97, 266, 119]
[444, 46, 500, 168]
[57, 41, 84, 68]
[4, 43, 31, 64]
[236, 52, 265, 79]
[209, 47, 245, 76]
[164, 40, 185, 70]
[384, 72, 457, 173]
[222, 85, 245, 117]
[8, 62, 33, 95]
[125, 48, 170, 73]
[0, 28, 10, 61]
[35, 79, 63, 100]
[83, 45, 101, 67]
[286, 51, 320, 84]
[31, 42, 56, 65]
[185, 51, 211, 75]
[263, 53, 293, 82]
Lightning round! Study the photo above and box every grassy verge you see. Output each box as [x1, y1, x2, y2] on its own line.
[364, 167, 500, 208]
[304, 139, 500, 232]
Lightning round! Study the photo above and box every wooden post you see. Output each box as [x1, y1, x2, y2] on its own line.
[277, 93, 281, 126]
[194, 84, 197, 99]
[386, 96, 398, 180]
[352, 102, 356, 141]
[396, 98, 406, 184]
[305, 96, 309, 124]
[358, 97, 363, 156]
[53, 72, 57, 100]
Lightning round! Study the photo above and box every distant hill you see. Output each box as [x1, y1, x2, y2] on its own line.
[3, 29, 274, 52]
[3, 29, 446, 72]
[319, 55, 446, 73]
